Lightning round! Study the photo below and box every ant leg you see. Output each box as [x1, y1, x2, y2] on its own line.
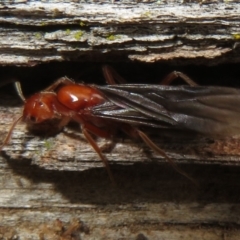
[44, 77, 75, 91]
[120, 124, 197, 185]
[57, 116, 71, 130]
[82, 121, 116, 153]
[81, 126, 116, 186]
[102, 66, 198, 86]
[136, 129, 197, 185]
[71, 115, 115, 184]
[73, 115, 112, 139]
[160, 71, 198, 86]
[102, 65, 127, 85]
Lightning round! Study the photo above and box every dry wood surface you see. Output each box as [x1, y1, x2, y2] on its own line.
[1, 0, 240, 239]
[0, 63, 240, 239]
[0, 0, 239, 65]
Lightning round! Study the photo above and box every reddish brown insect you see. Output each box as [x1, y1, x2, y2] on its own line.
[2, 66, 239, 184]
[0, 66, 197, 184]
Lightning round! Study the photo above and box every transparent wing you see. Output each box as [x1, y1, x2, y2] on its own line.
[91, 84, 240, 136]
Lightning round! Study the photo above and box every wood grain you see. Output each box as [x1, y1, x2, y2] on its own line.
[0, 0, 239, 66]
[1, 90, 240, 239]
[1, 0, 240, 239]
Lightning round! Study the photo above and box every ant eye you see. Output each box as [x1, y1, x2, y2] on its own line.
[38, 101, 44, 107]
[29, 116, 36, 122]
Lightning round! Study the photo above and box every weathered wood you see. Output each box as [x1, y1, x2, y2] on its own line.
[1, 1, 240, 239]
[1, 63, 240, 239]
[1, 137, 240, 239]
[1, 78, 240, 239]
[2, 91, 240, 172]
[0, 0, 239, 66]
[3, 110, 240, 171]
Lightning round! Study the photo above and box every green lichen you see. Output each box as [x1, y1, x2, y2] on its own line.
[40, 22, 47, 26]
[34, 150, 41, 156]
[233, 34, 240, 40]
[65, 29, 71, 35]
[44, 139, 54, 150]
[35, 32, 42, 39]
[79, 21, 86, 27]
[141, 11, 152, 18]
[106, 35, 120, 41]
[74, 31, 84, 40]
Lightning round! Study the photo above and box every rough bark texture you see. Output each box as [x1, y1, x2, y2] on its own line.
[1, 0, 240, 239]
[0, 0, 240, 66]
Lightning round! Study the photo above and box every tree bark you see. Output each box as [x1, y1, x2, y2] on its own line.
[0, 0, 239, 66]
[1, 1, 240, 239]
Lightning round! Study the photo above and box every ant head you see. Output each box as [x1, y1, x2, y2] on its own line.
[23, 93, 58, 123]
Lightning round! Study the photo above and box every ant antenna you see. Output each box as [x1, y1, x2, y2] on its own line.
[0, 80, 26, 150]
[0, 115, 23, 150]
[14, 81, 26, 102]
[0, 79, 26, 102]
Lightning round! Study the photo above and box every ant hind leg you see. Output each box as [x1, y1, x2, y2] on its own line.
[135, 128, 197, 186]
[160, 71, 198, 86]
[102, 65, 127, 85]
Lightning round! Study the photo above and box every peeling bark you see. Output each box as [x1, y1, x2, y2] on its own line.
[0, 0, 239, 66]
[1, 1, 240, 239]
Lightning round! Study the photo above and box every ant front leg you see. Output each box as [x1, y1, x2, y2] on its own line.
[102, 65, 127, 85]
[72, 115, 116, 185]
[81, 125, 116, 186]
[44, 77, 75, 92]
[160, 71, 198, 86]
